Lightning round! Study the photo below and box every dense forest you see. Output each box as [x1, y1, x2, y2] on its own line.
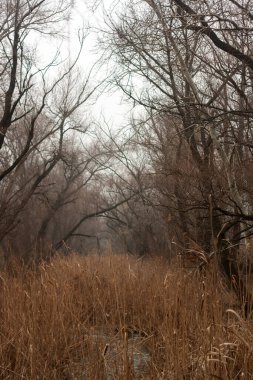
[1, 0, 253, 278]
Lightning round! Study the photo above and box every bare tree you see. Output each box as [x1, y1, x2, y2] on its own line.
[0, 0, 137, 258]
[102, 0, 253, 313]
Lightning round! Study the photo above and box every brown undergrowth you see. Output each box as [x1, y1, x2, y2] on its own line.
[0, 253, 252, 379]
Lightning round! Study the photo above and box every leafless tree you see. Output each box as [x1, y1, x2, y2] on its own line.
[0, 0, 142, 260]
[102, 0, 253, 313]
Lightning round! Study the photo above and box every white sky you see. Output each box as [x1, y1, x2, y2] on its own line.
[35, 0, 132, 129]
[76, 0, 133, 127]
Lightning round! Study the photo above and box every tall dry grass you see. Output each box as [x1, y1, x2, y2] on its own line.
[0, 252, 252, 379]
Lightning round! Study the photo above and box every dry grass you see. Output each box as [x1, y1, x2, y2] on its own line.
[0, 252, 252, 379]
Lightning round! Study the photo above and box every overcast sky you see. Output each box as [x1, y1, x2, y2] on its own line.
[28, 0, 132, 131]
[58, 0, 132, 128]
